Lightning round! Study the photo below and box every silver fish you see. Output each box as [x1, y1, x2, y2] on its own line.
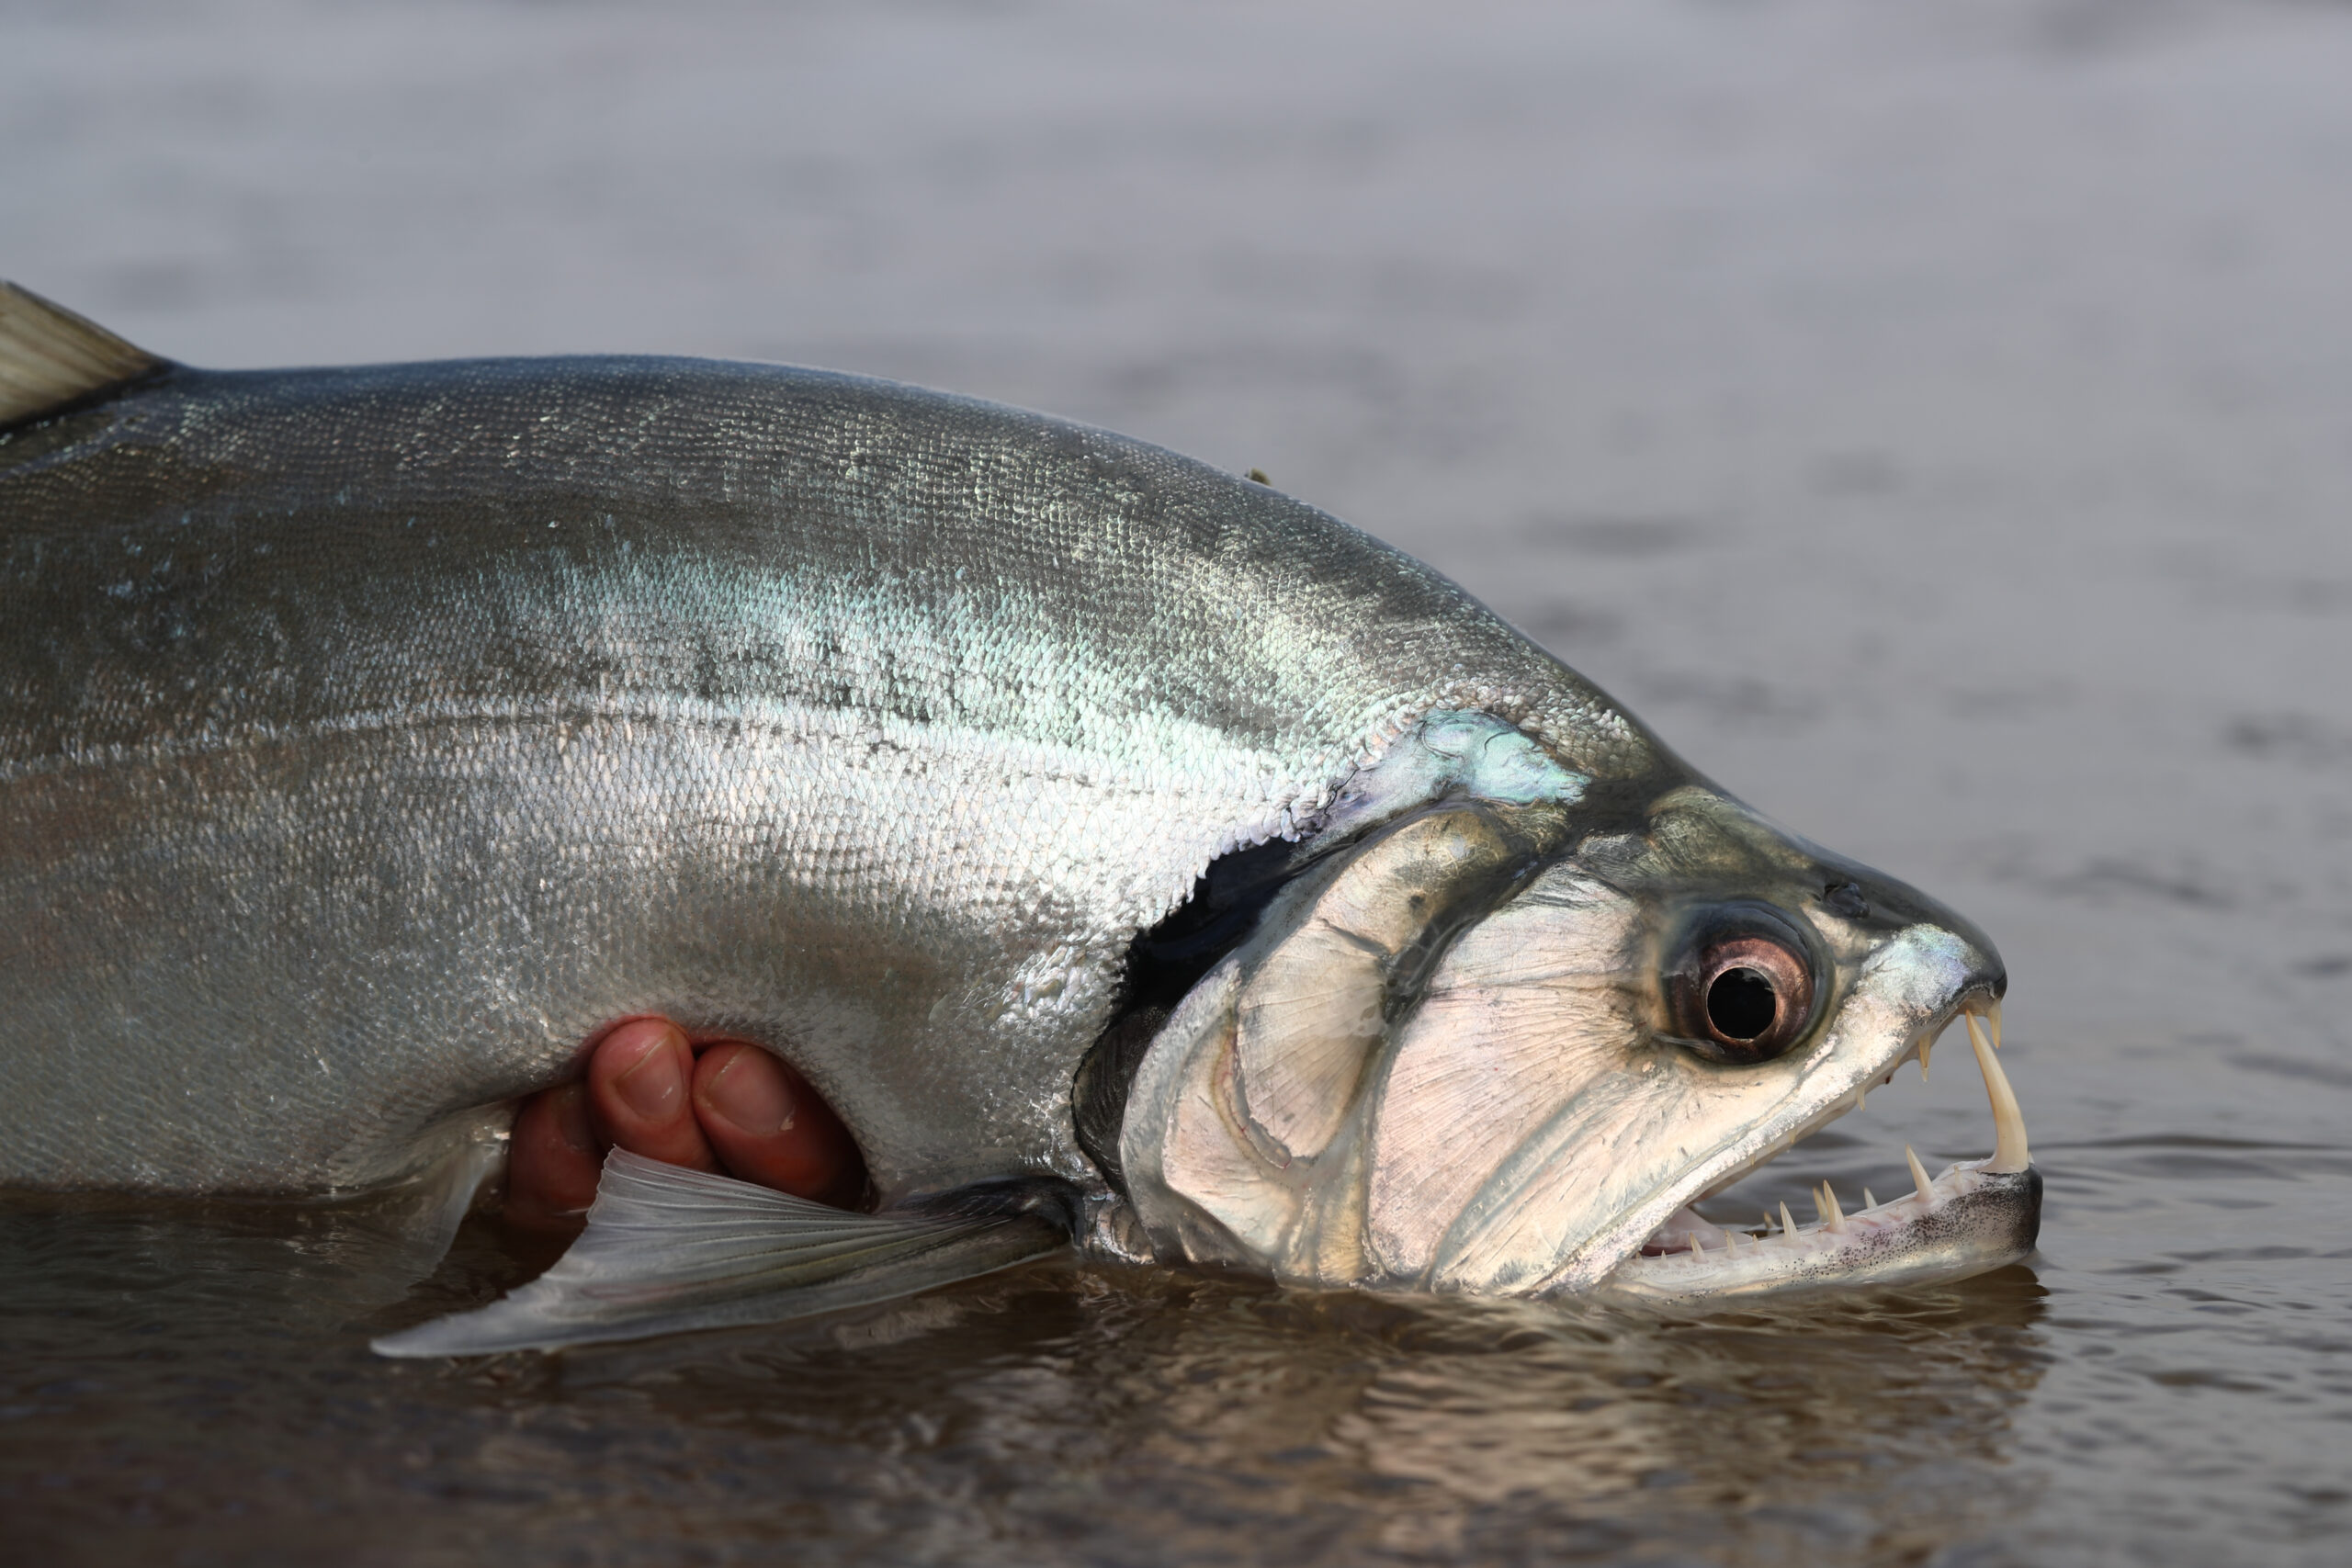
[0, 284, 2038, 1354]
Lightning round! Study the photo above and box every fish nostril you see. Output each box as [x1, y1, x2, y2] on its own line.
[1707, 967, 1779, 1042]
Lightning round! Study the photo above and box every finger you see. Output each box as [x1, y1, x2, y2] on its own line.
[691, 1042, 865, 1206]
[587, 1018, 719, 1171]
[504, 1081, 602, 1233]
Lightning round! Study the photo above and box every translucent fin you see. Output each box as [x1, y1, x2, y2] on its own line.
[336, 1116, 508, 1301]
[371, 1151, 1066, 1358]
[0, 282, 166, 427]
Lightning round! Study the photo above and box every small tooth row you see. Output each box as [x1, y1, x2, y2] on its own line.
[1672, 1142, 1960, 1259]
[1669, 1179, 1921, 1260]
[1708, 1137, 1947, 1237]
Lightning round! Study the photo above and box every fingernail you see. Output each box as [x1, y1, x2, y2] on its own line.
[548, 1083, 594, 1154]
[611, 1030, 684, 1121]
[705, 1048, 794, 1137]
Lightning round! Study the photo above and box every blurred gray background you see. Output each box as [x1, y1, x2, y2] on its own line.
[6, 2, 2351, 1562]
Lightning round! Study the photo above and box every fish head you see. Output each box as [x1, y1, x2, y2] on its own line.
[1117, 747, 2035, 1305]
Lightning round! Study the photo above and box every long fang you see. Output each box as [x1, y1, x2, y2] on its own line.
[1966, 1011, 2030, 1172]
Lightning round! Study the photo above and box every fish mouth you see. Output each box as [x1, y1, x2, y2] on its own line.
[1594, 1007, 2041, 1304]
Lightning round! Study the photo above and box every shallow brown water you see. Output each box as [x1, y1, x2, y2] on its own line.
[6, 1, 2351, 1562]
[6, 1197, 2061, 1566]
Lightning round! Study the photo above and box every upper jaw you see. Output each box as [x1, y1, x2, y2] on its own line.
[1687, 966, 2002, 1209]
[1432, 922, 2010, 1299]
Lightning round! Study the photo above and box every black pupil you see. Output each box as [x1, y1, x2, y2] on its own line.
[1706, 967, 1780, 1042]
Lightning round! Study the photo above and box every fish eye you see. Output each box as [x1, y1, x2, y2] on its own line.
[1663, 904, 1822, 1065]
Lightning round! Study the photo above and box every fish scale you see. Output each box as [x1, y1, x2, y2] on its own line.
[0, 341, 1651, 1201]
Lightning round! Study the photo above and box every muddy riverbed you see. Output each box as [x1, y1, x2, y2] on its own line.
[5, 2, 2349, 1562]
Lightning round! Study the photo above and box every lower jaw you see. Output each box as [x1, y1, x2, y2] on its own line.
[1587, 1161, 2042, 1306]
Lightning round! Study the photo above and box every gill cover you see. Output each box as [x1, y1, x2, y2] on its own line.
[1118, 710, 1596, 1282]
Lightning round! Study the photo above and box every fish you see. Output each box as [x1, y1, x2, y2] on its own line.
[0, 282, 2040, 1356]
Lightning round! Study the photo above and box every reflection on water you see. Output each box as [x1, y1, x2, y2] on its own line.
[2, 1199, 2049, 1566]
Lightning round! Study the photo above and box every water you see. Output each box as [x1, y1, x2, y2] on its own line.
[5, 2, 2349, 1562]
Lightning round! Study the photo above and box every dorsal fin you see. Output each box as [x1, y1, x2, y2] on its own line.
[0, 282, 166, 427]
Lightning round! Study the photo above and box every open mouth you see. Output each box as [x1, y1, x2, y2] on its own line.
[1597, 1008, 2041, 1303]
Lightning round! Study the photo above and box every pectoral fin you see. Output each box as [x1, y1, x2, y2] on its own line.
[371, 1151, 1067, 1358]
